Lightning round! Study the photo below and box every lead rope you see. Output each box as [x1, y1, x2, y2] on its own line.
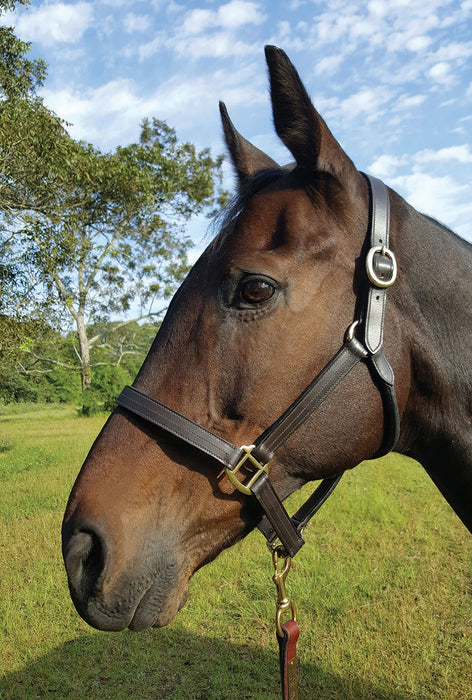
[273, 547, 299, 699]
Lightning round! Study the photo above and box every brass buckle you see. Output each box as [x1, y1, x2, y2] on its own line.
[225, 445, 268, 495]
[366, 245, 397, 288]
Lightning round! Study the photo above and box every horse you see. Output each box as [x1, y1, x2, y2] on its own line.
[62, 46, 472, 635]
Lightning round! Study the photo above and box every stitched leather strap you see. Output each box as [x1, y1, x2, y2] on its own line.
[252, 475, 305, 556]
[278, 620, 300, 700]
[117, 337, 369, 557]
[363, 174, 394, 355]
[252, 337, 368, 465]
[257, 473, 343, 550]
[116, 385, 245, 469]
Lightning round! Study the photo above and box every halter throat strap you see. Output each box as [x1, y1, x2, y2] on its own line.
[116, 174, 399, 558]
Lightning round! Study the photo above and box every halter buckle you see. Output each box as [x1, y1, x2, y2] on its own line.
[225, 445, 268, 495]
[366, 245, 397, 288]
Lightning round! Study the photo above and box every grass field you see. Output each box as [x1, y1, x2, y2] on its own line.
[0, 403, 471, 699]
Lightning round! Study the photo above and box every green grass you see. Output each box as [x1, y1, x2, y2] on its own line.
[0, 406, 471, 698]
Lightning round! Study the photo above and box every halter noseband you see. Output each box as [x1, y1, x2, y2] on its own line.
[116, 174, 399, 558]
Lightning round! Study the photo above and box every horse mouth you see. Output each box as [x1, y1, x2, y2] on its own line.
[72, 575, 189, 632]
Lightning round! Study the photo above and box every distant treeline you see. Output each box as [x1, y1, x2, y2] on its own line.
[0, 315, 158, 414]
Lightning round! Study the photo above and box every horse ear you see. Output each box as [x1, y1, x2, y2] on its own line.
[219, 101, 279, 185]
[264, 46, 358, 186]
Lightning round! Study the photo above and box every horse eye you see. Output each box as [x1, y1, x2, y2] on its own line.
[240, 279, 275, 305]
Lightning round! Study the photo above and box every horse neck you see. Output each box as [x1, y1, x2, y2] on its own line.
[392, 192, 472, 531]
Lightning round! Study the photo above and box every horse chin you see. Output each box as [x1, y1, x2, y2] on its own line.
[129, 581, 189, 632]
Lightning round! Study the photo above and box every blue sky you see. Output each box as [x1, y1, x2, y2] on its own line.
[3, 0, 472, 248]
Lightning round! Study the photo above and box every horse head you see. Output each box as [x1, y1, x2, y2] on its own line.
[62, 47, 413, 632]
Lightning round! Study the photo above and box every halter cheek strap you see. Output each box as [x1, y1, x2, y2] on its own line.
[116, 174, 399, 558]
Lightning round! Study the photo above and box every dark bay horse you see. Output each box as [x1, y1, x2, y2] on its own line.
[62, 46, 472, 633]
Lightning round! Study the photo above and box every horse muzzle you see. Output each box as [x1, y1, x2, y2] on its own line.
[62, 519, 188, 631]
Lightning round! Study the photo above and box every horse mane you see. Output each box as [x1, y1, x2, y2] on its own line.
[423, 213, 472, 251]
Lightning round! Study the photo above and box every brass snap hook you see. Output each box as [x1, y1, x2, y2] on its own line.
[272, 547, 297, 637]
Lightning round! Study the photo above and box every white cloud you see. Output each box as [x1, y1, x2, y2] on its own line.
[339, 87, 391, 120]
[218, 0, 265, 28]
[14, 2, 93, 45]
[99, 0, 128, 6]
[40, 64, 265, 151]
[414, 145, 472, 165]
[139, 1, 264, 61]
[405, 35, 432, 52]
[314, 54, 344, 77]
[182, 9, 213, 36]
[277, 20, 292, 40]
[182, 1, 265, 36]
[391, 171, 472, 239]
[41, 80, 143, 146]
[174, 32, 258, 60]
[139, 35, 163, 61]
[428, 61, 455, 86]
[433, 41, 472, 62]
[369, 154, 406, 178]
[395, 94, 426, 110]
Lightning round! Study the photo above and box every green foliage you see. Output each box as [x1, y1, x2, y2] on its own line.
[0, 97, 71, 218]
[78, 365, 131, 416]
[1, 117, 224, 388]
[0, 0, 47, 101]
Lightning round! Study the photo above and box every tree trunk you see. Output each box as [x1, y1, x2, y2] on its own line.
[77, 314, 91, 390]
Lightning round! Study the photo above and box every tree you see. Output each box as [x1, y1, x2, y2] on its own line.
[0, 0, 71, 306]
[0, 315, 157, 407]
[1, 119, 224, 389]
[0, 0, 225, 394]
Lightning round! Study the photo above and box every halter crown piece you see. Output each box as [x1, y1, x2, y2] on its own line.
[117, 174, 399, 558]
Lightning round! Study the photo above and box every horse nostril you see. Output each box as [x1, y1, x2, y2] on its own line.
[63, 527, 108, 599]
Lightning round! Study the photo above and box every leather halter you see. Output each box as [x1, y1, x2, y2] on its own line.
[116, 174, 400, 557]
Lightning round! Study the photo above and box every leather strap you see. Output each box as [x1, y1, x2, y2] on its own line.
[364, 175, 390, 355]
[252, 337, 368, 465]
[117, 337, 371, 558]
[258, 473, 343, 548]
[117, 385, 245, 469]
[278, 620, 300, 700]
[252, 475, 305, 556]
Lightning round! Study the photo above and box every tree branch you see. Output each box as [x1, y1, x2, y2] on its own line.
[21, 349, 77, 371]
[87, 309, 166, 348]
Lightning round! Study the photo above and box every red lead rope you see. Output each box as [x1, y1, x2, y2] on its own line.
[278, 620, 300, 699]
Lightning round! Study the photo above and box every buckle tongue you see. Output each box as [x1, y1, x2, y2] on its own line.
[225, 445, 268, 495]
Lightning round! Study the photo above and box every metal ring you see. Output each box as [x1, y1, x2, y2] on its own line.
[345, 320, 359, 342]
[366, 245, 397, 288]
